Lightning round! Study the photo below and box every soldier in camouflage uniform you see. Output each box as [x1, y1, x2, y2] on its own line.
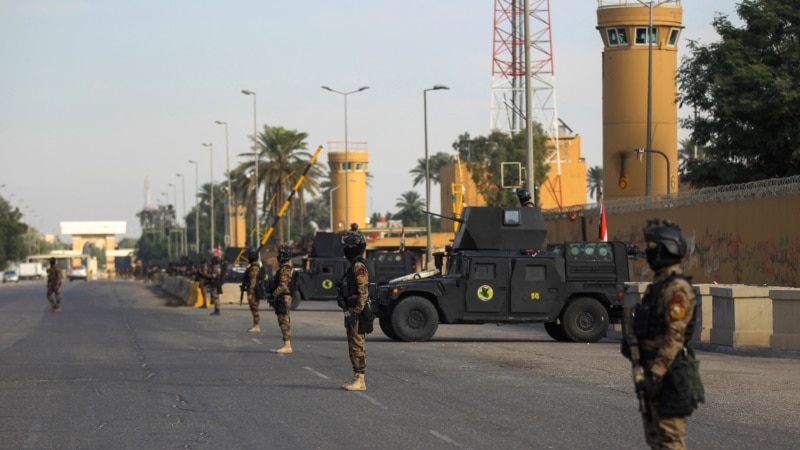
[271, 246, 295, 354]
[46, 257, 62, 312]
[244, 250, 261, 333]
[208, 256, 222, 316]
[196, 257, 210, 308]
[623, 220, 701, 449]
[339, 233, 370, 391]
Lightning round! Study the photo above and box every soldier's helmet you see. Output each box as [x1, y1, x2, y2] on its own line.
[516, 188, 532, 205]
[342, 232, 366, 260]
[277, 246, 292, 263]
[643, 219, 687, 271]
[49, 257, 56, 265]
[350, 223, 359, 232]
[247, 248, 260, 263]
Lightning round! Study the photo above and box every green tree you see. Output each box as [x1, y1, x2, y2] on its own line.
[409, 152, 457, 187]
[394, 191, 425, 227]
[677, 0, 800, 187]
[452, 129, 549, 206]
[0, 196, 27, 267]
[586, 166, 604, 201]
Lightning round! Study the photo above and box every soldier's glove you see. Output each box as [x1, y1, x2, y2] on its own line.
[638, 374, 663, 401]
[344, 310, 358, 328]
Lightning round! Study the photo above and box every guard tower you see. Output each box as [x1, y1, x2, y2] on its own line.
[328, 142, 368, 233]
[596, 1, 683, 199]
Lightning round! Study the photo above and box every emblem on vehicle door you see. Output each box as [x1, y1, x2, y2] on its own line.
[477, 285, 494, 301]
[322, 279, 333, 289]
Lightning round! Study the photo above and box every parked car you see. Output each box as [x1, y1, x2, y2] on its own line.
[3, 270, 20, 283]
[68, 266, 87, 282]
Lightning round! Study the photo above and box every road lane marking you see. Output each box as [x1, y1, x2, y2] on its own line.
[355, 392, 388, 409]
[304, 367, 330, 380]
[429, 430, 465, 447]
[251, 338, 262, 345]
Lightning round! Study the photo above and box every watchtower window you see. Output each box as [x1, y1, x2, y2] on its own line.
[667, 28, 681, 47]
[635, 27, 658, 45]
[606, 27, 628, 47]
[355, 162, 364, 171]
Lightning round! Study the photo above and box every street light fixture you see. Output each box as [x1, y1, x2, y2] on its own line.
[321, 85, 370, 230]
[176, 173, 187, 255]
[202, 142, 215, 254]
[241, 89, 259, 246]
[188, 159, 199, 252]
[423, 84, 449, 267]
[634, 148, 671, 195]
[215, 119, 232, 248]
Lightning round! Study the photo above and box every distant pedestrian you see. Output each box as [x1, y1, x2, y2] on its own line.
[208, 256, 222, 316]
[243, 249, 261, 333]
[46, 257, 62, 312]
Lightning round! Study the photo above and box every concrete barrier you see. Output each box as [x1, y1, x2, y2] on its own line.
[769, 288, 800, 351]
[710, 285, 773, 348]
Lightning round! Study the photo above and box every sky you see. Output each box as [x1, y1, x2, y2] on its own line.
[0, 0, 740, 241]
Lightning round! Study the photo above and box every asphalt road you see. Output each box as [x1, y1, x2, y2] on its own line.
[1, 279, 798, 449]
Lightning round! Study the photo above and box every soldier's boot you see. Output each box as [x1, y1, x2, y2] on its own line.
[210, 309, 220, 316]
[341, 373, 366, 391]
[247, 324, 261, 333]
[275, 340, 292, 354]
[53, 304, 61, 312]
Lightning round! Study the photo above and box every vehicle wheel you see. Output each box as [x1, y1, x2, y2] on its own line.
[379, 316, 401, 341]
[390, 296, 439, 342]
[561, 297, 608, 343]
[544, 321, 570, 342]
[291, 291, 302, 311]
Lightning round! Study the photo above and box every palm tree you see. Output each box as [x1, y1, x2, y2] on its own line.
[586, 166, 603, 201]
[409, 152, 457, 187]
[679, 138, 704, 174]
[394, 191, 425, 227]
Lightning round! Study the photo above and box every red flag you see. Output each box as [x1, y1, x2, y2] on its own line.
[399, 226, 405, 252]
[599, 201, 607, 242]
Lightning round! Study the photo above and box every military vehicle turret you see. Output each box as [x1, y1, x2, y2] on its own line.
[372, 206, 631, 343]
[294, 232, 417, 302]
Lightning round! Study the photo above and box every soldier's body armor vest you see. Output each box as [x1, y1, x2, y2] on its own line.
[634, 272, 697, 360]
[340, 259, 364, 309]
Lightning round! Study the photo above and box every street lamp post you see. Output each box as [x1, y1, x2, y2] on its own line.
[241, 89, 259, 246]
[637, 0, 676, 198]
[322, 85, 370, 229]
[215, 120, 232, 248]
[188, 160, 199, 253]
[176, 173, 187, 255]
[635, 148, 671, 195]
[202, 143, 215, 254]
[423, 85, 449, 268]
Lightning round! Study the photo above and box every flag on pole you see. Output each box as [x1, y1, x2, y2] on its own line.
[599, 200, 607, 242]
[399, 226, 405, 252]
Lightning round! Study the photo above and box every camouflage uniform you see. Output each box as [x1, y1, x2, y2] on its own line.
[635, 264, 697, 449]
[245, 261, 260, 330]
[46, 262, 62, 311]
[208, 259, 222, 314]
[197, 259, 209, 308]
[271, 262, 294, 343]
[345, 259, 369, 375]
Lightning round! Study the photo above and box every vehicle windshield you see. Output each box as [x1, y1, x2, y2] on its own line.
[446, 254, 463, 275]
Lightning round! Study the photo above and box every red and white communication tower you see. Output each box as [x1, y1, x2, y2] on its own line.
[491, 0, 563, 207]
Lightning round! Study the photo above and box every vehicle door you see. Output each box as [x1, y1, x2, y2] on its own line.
[508, 258, 560, 315]
[312, 260, 345, 298]
[464, 257, 509, 313]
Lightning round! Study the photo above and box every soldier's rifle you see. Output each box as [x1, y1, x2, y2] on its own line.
[623, 301, 650, 420]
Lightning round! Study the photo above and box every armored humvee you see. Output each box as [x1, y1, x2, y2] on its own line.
[372, 206, 631, 343]
[294, 232, 417, 302]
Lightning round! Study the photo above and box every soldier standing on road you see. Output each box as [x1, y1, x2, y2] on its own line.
[622, 219, 704, 449]
[516, 188, 535, 207]
[271, 246, 295, 354]
[339, 233, 370, 391]
[46, 257, 62, 312]
[208, 256, 222, 316]
[244, 250, 261, 333]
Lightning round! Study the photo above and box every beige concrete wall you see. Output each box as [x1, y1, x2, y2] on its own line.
[546, 193, 800, 287]
[770, 288, 800, 351]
